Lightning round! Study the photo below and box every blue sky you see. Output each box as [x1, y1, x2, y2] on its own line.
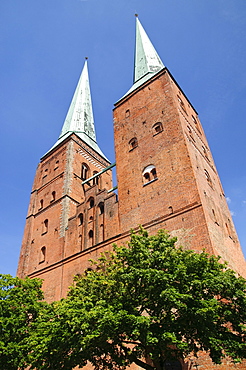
[0, 0, 246, 276]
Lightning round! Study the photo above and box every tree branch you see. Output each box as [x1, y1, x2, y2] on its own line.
[118, 343, 154, 370]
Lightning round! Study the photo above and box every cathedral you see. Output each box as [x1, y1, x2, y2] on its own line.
[17, 17, 245, 369]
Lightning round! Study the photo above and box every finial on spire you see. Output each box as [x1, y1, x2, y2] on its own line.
[135, 13, 138, 17]
[85, 56, 88, 60]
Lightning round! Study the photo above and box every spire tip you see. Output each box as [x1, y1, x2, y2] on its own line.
[135, 13, 138, 17]
[85, 56, 88, 60]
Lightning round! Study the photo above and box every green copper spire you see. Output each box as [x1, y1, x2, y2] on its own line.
[59, 59, 96, 141]
[119, 16, 165, 100]
[45, 59, 108, 161]
[134, 16, 164, 83]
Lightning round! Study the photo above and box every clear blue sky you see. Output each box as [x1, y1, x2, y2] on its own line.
[0, 0, 246, 276]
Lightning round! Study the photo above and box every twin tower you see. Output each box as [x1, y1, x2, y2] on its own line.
[17, 18, 245, 303]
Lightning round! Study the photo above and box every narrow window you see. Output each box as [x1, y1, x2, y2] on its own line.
[42, 219, 48, 234]
[151, 168, 157, 179]
[39, 246, 46, 264]
[129, 137, 138, 151]
[92, 171, 99, 186]
[89, 197, 95, 208]
[78, 213, 83, 226]
[144, 172, 151, 182]
[212, 209, 219, 225]
[125, 109, 130, 118]
[39, 199, 43, 210]
[88, 230, 94, 248]
[168, 206, 173, 214]
[99, 224, 104, 243]
[51, 191, 56, 202]
[81, 163, 90, 181]
[98, 202, 104, 215]
[152, 122, 163, 135]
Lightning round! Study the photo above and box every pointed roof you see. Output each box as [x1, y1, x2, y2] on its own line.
[119, 16, 165, 101]
[44, 59, 108, 161]
[134, 17, 164, 83]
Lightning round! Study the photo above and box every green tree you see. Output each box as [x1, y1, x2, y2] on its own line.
[30, 229, 246, 370]
[0, 274, 44, 370]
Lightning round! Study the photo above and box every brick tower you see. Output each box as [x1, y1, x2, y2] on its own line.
[18, 18, 245, 307]
[113, 17, 245, 277]
[17, 60, 118, 301]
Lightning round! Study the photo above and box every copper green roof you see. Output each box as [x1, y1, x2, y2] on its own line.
[119, 17, 165, 101]
[45, 60, 109, 161]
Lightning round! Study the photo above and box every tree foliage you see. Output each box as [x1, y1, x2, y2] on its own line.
[29, 229, 246, 370]
[0, 274, 44, 370]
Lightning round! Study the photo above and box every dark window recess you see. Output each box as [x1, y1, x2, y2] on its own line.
[43, 219, 48, 234]
[78, 213, 83, 225]
[39, 246, 46, 263]
[51, 191, 56, 202]
[129, 137, 138, 151]
[153, 122, 163, 135]
[93, 171, 99, 185]
[81, 163, 90, 181]
[98, 202, 104, 215]
[89, 198, 95, 208]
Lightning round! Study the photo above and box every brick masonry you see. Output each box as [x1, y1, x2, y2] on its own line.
[17, 68, 246, 369]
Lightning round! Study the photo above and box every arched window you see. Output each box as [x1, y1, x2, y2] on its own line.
[42, 219, 48, 234]
[39, 246, 46, 264]
[89, 197, 95, 208]
[99, 224, 104, 243]
[168, 206, 173, 214]
[98, 202, 104, 215]
[142, 165, 158, 185]
[152, 122, 163, 135]
[78, 213, 83, 226]
[88, 230, 94, 248]
[51, 191, 56, 202]
[78, 234, 83, 250]
[129, 137, 138, 151]
[81, 163, 90, 181]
